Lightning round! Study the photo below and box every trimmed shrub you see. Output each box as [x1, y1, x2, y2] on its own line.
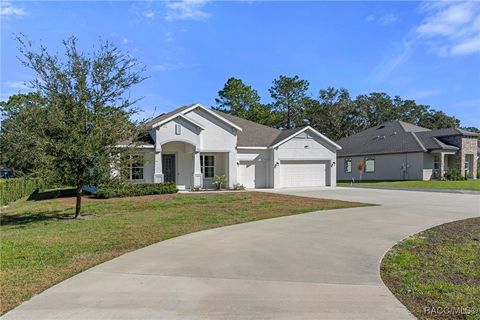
[95, 182, 178, 199]
[444, 168, 466, 181]
[232, 183, 245, 190]
[0, 178, 44, 205]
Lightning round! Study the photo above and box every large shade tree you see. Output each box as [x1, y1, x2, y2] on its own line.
[1, 36, 146, 218]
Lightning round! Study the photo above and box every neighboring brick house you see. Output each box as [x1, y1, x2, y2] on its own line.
[336, 120, 479, 181]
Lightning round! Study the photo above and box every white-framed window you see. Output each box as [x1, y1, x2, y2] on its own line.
[365, 157, 375, 173]
[200, 154, 215, 178]
[345, 159, 352, 173]
[433, 155, 440, 170]
[130, 155, 144, 181]
[175, 124, 181, 135]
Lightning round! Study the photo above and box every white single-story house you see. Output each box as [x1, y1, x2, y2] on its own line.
[125, 103, 341, 190]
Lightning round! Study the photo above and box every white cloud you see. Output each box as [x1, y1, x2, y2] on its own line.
[365, 13, 398, 25]
[4, 81, 28, 90]
[416, 1, 480, 56]
[450, 35, 480, 55]
[151, 63, 185, 72]
[1, 1, 26, 18]
[165, 0, 210, 21]
[122, 38, 132, 45]
[409, 89, 440, 100]
[143, 10, 155, 19]
[371, 38, 412, 81]
[1, 81, 30, 101]
[379, 13, 398, 25]
[165, 32, 174, 42]
[371, 2, 480, 81]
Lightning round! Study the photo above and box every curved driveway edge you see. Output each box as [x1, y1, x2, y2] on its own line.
[3, 187, 479, 320]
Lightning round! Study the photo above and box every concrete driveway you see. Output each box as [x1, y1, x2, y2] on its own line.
[3, 187, 479, 320]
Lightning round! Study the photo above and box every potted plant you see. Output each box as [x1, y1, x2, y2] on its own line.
[213, 175, 227, 190]
[356, 161, 365, 181]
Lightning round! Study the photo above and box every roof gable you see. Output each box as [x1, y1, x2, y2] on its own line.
[146, 104, 243, 131]
[270, 126, 342, 150]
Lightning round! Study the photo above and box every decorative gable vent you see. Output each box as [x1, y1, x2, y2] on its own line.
[175, 124, 181, 135]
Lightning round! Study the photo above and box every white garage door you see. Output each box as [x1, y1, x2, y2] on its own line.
[280, 160, 328, 187]
[238, 160, 267, 188]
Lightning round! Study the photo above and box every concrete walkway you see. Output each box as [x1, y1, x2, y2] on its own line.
[3, 188, 479, 320]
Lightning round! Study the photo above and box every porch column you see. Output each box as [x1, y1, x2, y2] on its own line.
[154, 144, 164, 183]
[227, 150, 237, 189]
[439, 152, 445, 179]
[272, 148, 281, 188]
[193, 151, 202, 188]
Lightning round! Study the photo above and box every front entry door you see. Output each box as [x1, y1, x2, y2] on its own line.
[162, 154, 176, 183]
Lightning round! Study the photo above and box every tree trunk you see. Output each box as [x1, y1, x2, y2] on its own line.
[75, 186, 82, 219]
[286, 106, 291, 129]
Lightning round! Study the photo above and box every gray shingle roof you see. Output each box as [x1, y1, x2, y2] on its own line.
[142, 104, 196, 128]
[337, 120, 470, 157]
[426, 127, 480, 137]
[212, 111, 282, 147]
[269, 127, 306, 146]
[143, 105, 337, 148]
[415, 131, 459, 151]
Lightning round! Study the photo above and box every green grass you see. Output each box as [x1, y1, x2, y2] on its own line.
[381, 218, 480, 320]
[0, 191, 368, 315]
[338, 180, 480, 191]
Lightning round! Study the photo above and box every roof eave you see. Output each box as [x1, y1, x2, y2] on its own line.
[149, 103, 243, 132]
[270, 126, 342, 150]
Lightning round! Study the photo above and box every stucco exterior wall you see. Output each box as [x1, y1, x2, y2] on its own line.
[143, 107, 339, 188]
[276, 131, 337, 160]
[186, 108, 238, 151]
[155, 118, 201, 148]
[275, 130, 337, 187]
[142, 151, 155, 183]
[337, 152, 425, 181]
[237, 149, 272, 188]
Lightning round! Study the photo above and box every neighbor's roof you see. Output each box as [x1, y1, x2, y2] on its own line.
[336, 120, 477, 157]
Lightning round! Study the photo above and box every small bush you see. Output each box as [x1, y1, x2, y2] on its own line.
[191, 185, 202, 192]
[0, 178, 44, 205]
[444, 168, 466, 181]
[95, 182, 178, 199]
[213, 175, 227, 190]
[233, 183, 245, 190]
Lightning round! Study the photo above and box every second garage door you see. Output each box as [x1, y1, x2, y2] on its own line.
[280, 160, 328, 187]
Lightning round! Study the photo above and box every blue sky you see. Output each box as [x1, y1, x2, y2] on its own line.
[1, 1, 479, 127]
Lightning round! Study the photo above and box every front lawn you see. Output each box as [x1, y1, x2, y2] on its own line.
[0, 191, 367, 314]
[338, 180, 480, 191]
[381, 218, 480, 320]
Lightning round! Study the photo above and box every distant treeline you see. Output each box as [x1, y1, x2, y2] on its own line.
[213, 76, 478, 141]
